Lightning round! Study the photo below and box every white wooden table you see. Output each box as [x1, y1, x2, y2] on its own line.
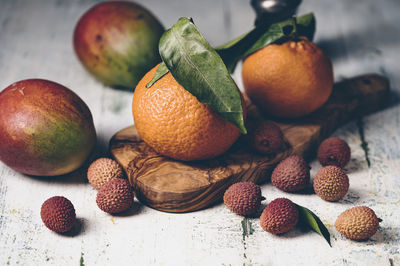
[1, 0, 399, 265]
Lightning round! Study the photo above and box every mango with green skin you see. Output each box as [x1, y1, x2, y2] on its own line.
[0, 79, 96, 176]
[73, 1, 164, 90]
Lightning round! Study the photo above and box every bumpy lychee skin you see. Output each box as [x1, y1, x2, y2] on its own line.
[223, 182, 262, 215]
[317, 137, 351, 168]
[41, 196, 76, 233]
[248, 121, 284, 155]
[313, 166, 349, 201]
[96, 178, 133, 214]
[335, 206, 380, 240]
[260, 198, 299, 234]
[87, 158, 124, 190]
[271, 155, 310, 192]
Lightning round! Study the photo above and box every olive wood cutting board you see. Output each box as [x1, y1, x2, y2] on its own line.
[110, 74, 389, 213]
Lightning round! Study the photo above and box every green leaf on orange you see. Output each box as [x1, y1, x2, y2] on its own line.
[157, 17, 246, 134]
[216, 13, 315, 73]
[243, 13, 316, 58]
[296, 12, 316, 40]
[145, 61, 168, 88]
[295, 203, 331, 246]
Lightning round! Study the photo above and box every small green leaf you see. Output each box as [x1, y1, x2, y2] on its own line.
[146, 62, 169, 88]
[295, 203, 331, 246]
[296, 13, 316, 40]
[216, 27, 263, 73]
[158, 17, 246, 134]
[244, 13, 316, 58]
[216, 13, 315, 73]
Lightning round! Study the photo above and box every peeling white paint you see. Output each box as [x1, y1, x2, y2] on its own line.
[0, 0, 399, 265]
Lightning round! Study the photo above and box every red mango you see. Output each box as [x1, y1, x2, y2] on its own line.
[0, 79, 96, 176]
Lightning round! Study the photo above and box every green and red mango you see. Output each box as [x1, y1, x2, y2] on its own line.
[73, 1, 164, 90]
[0, 79, 96, 176]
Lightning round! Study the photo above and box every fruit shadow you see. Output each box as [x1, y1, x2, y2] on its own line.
[26, 166, 89, 185]
[113, 201, 144, 217]
[278, 224, 313, 239]
[291, 184, 315, 195]
[340, 189, 361, 204]
[273, 183, 316, 196]
[372, 226, 395, 245]
[289, 218, 333, 241]
[335, 230, 386, 245]
[344, 157, 368, 175]
[59, 217, 85, 237]
[245, 203, 266, 219]
[24, 140, 108, 185]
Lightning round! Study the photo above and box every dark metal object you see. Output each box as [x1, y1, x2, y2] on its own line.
[251, 0, 302, 25]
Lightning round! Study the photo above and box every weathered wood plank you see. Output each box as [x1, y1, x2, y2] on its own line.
[0, 0, 399, 265]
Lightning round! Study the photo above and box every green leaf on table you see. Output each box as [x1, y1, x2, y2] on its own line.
[295, 203, 331, 246]
[244, 13, 316, 58]
[157, 17, 246, 133]
[146, 62, 169, 88]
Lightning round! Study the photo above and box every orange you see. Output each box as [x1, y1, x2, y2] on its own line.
[242, 37, 333, 118]
[132, 64, 244, 161]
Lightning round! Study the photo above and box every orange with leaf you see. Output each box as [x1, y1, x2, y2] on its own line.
[132, 18, 246, 161]
[239, 15, 332, 118]
[242, 36, 333, 118]
[132, 64, 245, 161]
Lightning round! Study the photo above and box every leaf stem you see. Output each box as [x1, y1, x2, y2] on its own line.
[289, 16, 299, 40]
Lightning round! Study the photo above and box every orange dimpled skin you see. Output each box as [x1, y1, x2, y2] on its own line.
[242, 37, 333, 118]
[132, 64, 243, 161]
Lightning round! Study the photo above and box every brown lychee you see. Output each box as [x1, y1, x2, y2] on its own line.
[271, 155, 310, 192]
[87, 158, 124, 190]
[223, 182, 263, 215]
[313, 166, 349, 201]
[247, 120, 284, 155]
[96, 178, 133, 214]
[317, 137, 351, 168]
[335, 206, 380, 240]
[41, 196, 76, 233]
[260, 198, 299, 234]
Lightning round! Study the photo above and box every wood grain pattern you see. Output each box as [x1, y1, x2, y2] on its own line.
[110, 74, 389, 213]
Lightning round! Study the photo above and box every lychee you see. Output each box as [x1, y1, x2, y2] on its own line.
[96, 178, 133, 214]
[271, 155, 310, 192]
[317, 137, 351, 168]
[335, 206, 380, 240]
[260, 198, 299, 234]
[313, 166, 349, 201]
[247, 121, 284, 155]
[223, 182, 263, 215]
[87, 158, 124, 190]
[41, 196, 76, 233]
